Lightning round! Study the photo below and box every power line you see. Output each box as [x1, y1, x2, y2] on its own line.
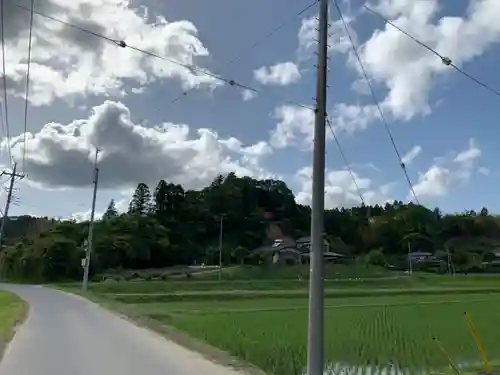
[0, 92, 5, 154]
[1, 0, 13, 166]
[326, 116, 366, 206]
[170, 0, 319, 105]
[333, 0, 420, 205]
[363, 4, 500, 99]
[11, 1, 312, 111]
[22, 0, 35, 174]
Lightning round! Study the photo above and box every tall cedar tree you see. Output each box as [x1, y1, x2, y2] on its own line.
[128, 183, 152, 215]
[103, 199, 119, 219]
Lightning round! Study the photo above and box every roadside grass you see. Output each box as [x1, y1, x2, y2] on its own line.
[0, 291, 28, 360]
[58, 273, 500, 295]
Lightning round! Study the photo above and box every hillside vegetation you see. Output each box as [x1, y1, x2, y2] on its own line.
[1, 173, 500, 282]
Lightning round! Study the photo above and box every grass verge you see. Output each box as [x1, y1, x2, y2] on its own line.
[0, 291, 28, 361]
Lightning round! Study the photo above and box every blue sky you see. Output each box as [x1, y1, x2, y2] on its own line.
[1, 0, 500, 219]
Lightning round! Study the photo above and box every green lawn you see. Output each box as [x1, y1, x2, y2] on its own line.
[0, 291, 27, 357]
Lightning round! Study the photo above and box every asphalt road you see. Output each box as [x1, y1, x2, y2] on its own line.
[0, 284, 246, 375]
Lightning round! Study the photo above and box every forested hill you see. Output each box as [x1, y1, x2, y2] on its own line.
[1, 172, 499, 282]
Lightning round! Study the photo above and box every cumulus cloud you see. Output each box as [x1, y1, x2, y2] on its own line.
[478, 167, 490, 176]
[71, 209, 103, 222]
[330, 103, 379, 133]
[292, 0, 500, 136]
[354, 0, 500, 121]
[298, 11, 357, 59]
[269, 105, 334, 150]
[412, 138, 481, 199]
[241, 89, 257, 101]
[7, 101, 273, 189]
[402, 145, 422, 165]
[1, 0, 220, 106]
[294, 166, 393, 209]
[254, 62, 301, 86]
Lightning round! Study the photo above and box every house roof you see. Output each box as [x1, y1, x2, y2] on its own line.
[296, 236, 328, 244]
[253, 245, 301, 253]
[302, 251, 344, 258]
[408, 251, 432, 256]
[296, 236, 311, 243]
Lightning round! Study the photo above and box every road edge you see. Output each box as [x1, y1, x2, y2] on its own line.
[0, 291, 29, 364]
[55, 287, 267, 375]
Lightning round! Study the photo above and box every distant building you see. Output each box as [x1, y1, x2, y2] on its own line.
[253, 236, 342, 265]
[296, 236, 331, 253]
[407, 251, 433, 263]
[253, 243, 303, 265]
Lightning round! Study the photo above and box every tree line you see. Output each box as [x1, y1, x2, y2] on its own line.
[0, 172, 499, 282]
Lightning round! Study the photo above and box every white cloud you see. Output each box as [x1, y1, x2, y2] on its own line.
[402, 145, 422, 165]
[453, 138, 481, 164]
[354, 0, 500, 122]
[294, 166, 393, 208]
[71, 209, 103, 222]
[269, 101, 377, 149]
[253, 62, 301, 86]
[241, 89, 257, 101]
[2, 0, 220, 106]
[298, 13, 357, 59]
[269, 105, 328, 150]
[6, 101, 273, 190]
[412, 138, 481, 199]
[330, 103, 379, 133]
[478, 167, 490, 176]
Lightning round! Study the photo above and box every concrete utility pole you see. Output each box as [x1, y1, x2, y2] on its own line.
[82, 148, 100, 292]
[218, 215, 223, 281]
[0, 162, 24, 249]
[306, 0, 329, 374]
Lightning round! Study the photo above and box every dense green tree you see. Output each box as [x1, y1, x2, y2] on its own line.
[128, 183, 152, 215]
[2, 174, 500, 282]
[103, 199, 119, 220]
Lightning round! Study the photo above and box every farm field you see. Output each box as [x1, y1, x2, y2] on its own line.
[67, 273, 500, 375]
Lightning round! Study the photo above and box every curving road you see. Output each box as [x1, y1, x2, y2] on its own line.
[0, 284, 246, 375]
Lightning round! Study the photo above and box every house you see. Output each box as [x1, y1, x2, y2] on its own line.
[252, 236, 342, 265]
[407, 251, 433, 263]
[301, 251, 344, 264]
[252, 243, 303, 265]
[296, 236, 331, 253]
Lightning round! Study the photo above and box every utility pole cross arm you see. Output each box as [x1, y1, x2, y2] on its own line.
[0, 163, 25, 249]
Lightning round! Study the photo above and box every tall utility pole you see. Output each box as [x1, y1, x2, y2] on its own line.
[82, 149, 100, 292]
[307, 0, 329, 374]
[0, 163, 24, 249]
[218, 215, 223, 281]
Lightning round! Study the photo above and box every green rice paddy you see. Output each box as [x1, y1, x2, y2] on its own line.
[75, 274, 500, 375]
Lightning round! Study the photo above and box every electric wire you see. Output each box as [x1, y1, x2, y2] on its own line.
[169, 0, 319, 105]
[0, 0, 13, 166]
[326, 116, 366, 206]
[11, 1, 313, 111]
[22, 0, 35, 174]
[334, 4, 444, 356]
[0, 93, 5, 153]
[363, 4, 500, 99]
[333, 0, 420, 205]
